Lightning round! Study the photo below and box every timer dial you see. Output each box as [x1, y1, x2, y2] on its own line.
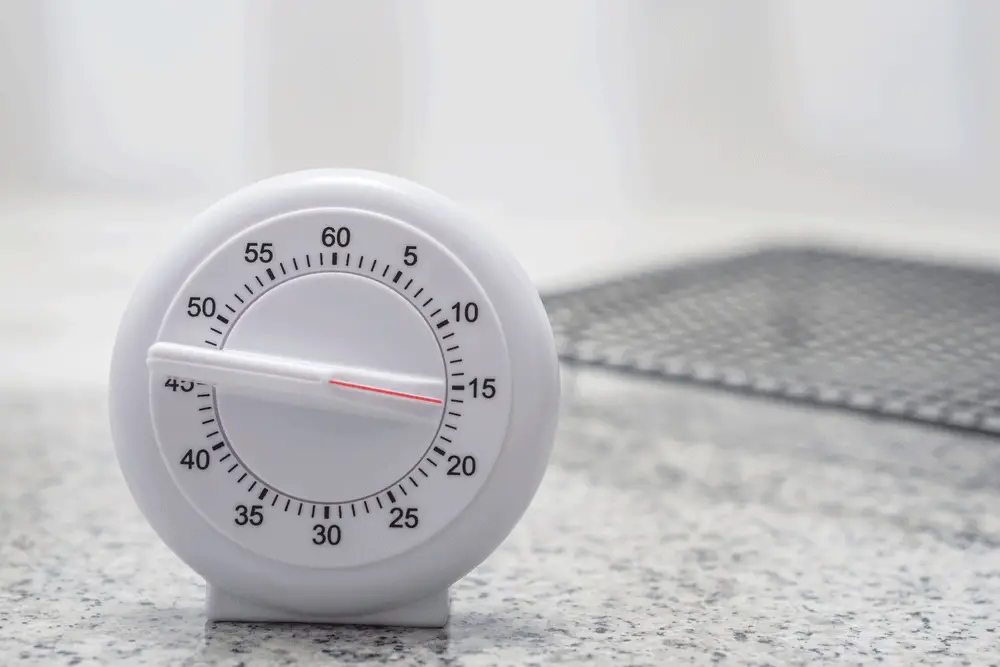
[109, 170, 558, 625]
[148, 207, 510, 568]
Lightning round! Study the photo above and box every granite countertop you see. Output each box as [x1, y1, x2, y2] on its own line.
[1, 369, 998, 666]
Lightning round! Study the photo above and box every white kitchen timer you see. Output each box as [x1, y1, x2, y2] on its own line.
[109, 169, 560, 627]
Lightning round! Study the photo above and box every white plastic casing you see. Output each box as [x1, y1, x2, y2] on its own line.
[108, 170, 560, 626]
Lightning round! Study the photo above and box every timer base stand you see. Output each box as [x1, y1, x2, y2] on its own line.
[205, 586, 450, 628]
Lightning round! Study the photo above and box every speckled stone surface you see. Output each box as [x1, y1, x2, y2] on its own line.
[2, 371, 1000, 666]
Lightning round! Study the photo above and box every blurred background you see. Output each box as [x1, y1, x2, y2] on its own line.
[4, 0, 1000, 392]
[7, 4, 1000, 662]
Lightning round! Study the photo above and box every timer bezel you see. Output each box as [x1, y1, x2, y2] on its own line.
[109, 170, 560, 617]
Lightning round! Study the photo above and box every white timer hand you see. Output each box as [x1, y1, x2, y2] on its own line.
[146, 342, 443, 424]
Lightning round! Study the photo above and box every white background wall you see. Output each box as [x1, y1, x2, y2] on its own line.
[0, 0, 47, 187]
[2, 0, 1000, 234]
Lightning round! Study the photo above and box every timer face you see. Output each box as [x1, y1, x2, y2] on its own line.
[148, 208, 512, 568]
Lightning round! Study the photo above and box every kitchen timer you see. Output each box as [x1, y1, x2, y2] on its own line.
[109, 170, 560, 626]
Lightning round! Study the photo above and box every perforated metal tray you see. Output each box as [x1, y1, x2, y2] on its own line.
[542, 247, 1000, 435]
